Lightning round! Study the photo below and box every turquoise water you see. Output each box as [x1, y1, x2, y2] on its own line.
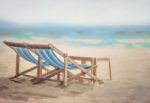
[0, 25, 150, 48]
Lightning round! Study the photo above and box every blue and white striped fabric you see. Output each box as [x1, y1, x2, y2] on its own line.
[11, 47, 49, 66]
[10, 47, 90, 70]
[36, 49, 90, 70]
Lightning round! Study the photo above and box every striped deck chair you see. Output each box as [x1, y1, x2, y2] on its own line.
[4, 41, 103, 86]
[4, 42, 54, 83]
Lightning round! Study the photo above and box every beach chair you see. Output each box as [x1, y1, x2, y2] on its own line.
[4, 41, 52, 83]
[4, 41, 103, 86]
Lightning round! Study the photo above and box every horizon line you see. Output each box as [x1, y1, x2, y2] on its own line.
[0, 18, 150, 27]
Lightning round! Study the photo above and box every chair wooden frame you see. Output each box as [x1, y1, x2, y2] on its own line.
[97, 58, 112, 80]
[4, 41, 104, 86]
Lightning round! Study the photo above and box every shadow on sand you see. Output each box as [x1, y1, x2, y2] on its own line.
[0, 77, 94, 101]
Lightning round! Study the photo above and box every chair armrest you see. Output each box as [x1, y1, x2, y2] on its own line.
[69, 56, 94, 63]
[97, 58, 110, 61]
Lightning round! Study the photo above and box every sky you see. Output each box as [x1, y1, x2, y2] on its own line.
[0, 0, 150, 25]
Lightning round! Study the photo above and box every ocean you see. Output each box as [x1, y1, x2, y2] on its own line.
[0, 25, 150, 48]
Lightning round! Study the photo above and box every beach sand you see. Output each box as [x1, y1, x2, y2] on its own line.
[0, 42, 150, 103]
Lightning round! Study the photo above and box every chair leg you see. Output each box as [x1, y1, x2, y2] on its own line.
[10, 54, 37, 80]
[109, 60, 112, 80]
[64, 54, 68, 86]
[34, 57, 42, 84]
[92, 58, 97, 83]
[9, 54, 20, 79]
[57, 73, 60, 81]
[16, 54, 20, 77]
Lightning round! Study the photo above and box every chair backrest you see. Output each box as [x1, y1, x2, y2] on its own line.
[36, 49, 64, 68]
[4, 41, 49, 66]
[35, 48, 80, 69]
[36, 48, 90, 69]
[12, 47, 38, 64]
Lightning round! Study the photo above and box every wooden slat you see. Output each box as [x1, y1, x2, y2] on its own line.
[22, 74, 37, 78]
[57, 73, 60, 81]
[22, 74, 63, 82]
[68, 72, 83, 82]
[93, 58, 97, 76]
[32, 69, 63, 84]
[10, 66, 37, 79]
[68, 57, 103, 84]
[64, 54, 68, 86]
[92, 58, 97, 83]
[69, 56, 93, 62]
[109, 60, 112, 80]
[42, 67, 50, 72]
[41, 69, 59, 78]
[97, 58, 112, 80]
[91, 58, 94, 83]
[81, 60, 86, 75]
[4, 41, 50, 49]
[44, 69, 63, 79]
[16, 54, 20, 76]
[81, 60, 86, 64]
[37, 57, 42, 80]
[97, 58, 110, 61]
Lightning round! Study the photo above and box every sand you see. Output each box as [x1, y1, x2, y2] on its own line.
[0, 42, 150, 103]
